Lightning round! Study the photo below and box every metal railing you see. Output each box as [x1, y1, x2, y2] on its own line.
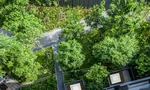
[104, 76, 150, 90]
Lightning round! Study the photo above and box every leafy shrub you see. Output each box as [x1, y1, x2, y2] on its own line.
[57, 40, 85, 70]
[136, 46, 150, 75]
[85, 64, 108, 82]
[0, 0, 44, 44]
[36, 6, 65, 31]
[93, 34, 139, 66]
[33, 6, 87, 32]
[0, 34, 40, 82]
[61, 7, 84, 40]
[2, 9, 43, 44]
[86, 0, 147, 37]
[108, 0, 145, 16]
[85, 63, 108, 90]
[86, 4, 106, 28]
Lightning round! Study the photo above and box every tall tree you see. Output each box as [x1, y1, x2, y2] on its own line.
[93, 34, 139, 66]
[136, 42, 150, 76]
[86, 0, 147, 37]
[0, 0, 43, 44]
[61, 9, 84, 40]
[0, 34, 40, 82]
[57, 40, 85, 70]
[85, 63, 109, 90]
[2, 10, 43, 43]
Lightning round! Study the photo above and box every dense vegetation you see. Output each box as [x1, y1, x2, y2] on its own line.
[0, 34, 40, 82]
[57, 39, 85, 70]
[0, 0, 149, 90]
[93, 35, 139, 66]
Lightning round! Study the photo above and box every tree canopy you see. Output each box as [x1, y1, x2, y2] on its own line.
[0, 0, 44, 44]
[0, 0, 149, 90]
[85, 63, 109, 90]
[61, 9, 84, 40]
[93, 34, 139, 66]
[0, 34, 40, 82]
[57, 40, 85, 70]
[85, 63, 108, 82]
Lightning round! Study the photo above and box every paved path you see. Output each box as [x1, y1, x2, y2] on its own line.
[32, 28, 62, 53]
[32, 19, 91, 52]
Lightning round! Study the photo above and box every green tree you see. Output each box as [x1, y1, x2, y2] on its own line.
[85, 63, 109, 90]
[0, 34, 41, 82]
[0, 0, 29, 5]
[57, 40, 85, 70]
[2, 9, 43, 43]
[93, 34, 139, 66]
[86, 0, 106, 28]
[136, 45, 150, 76]
[109, 0, 145, 16]
[29, 0, 58, 6]
[86, 0, 147, 37]
[0, 0, 29, 26]
[0, 0, 44, 44]
[61, 8, 84, 40]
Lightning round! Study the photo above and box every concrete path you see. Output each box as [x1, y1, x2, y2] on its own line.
[32, 19, 91, 52]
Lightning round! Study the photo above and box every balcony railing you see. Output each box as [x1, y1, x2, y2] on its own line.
[104, 76, 150, 90]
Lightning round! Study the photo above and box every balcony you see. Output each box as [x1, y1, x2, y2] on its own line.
[104, 75, 150, 90]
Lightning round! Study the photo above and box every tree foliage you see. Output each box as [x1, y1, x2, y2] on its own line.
[85, 63, 108, 82]
[0, 0, 149, 89]
[0, 0, 44, 44]
[0, 34, 40, 82]
[85, 63, 108, 90]
[136, 46, 150, 75]
[86, 0, 147, 37]
[109, 0, 146, 16]
[0, 0, 29, 23]
[2, 10, 43, 43]
[57, 40, 85, 70]
[32, 6, 87, 32]
[61, 8, 84, 40]
[93, 34, 139, 66]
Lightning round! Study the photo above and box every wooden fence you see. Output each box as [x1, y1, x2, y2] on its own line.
[58, 0, 112, 8]
[58, 0, 150, 8]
